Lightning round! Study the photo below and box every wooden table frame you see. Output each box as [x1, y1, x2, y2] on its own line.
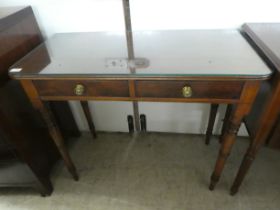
[230, 24, 280, 195]
[231, 74, 280, 195]
[17, 75, 264, 192]
[205, 24, 280, 195]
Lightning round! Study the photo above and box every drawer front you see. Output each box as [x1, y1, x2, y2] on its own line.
[34, 80, 130, 97]
[135, 80, 244, 99]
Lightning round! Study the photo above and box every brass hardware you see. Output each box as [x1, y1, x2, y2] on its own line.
[74, 84, 85, 96]
[182, 86, 192, 97]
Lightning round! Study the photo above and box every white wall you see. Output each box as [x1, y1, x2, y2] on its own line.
[2, 0, 280, 135]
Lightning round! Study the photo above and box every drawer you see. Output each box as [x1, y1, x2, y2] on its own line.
[135, 80, 244, 99]
[34, 80, 130, 97]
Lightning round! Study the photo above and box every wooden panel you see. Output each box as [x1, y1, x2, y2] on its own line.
[244, 79, 271, 138]
[0, 7, 43, 82]
[242, 23, 280, 150]
[34, 80, 130, 97]
[135, 80, 244, 99]
[0, 6, 78, 195]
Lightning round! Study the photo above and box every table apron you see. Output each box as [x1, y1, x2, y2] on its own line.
[33, 79, 245, 104]
[38, 95, 240, 104]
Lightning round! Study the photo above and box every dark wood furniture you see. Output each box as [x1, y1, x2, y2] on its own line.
[9, 30, 271, 194]
[205, 23, 280, 195]
[231, 23, 280, 195]
[0, 6, 80, 196]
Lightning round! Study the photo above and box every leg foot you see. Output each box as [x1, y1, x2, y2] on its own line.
[209, 173, 219, 191]
[35, 178, 53, 197]
[230, 186, 238, 196]
[209, 184, 215, 191]
[72, 171, 79, 181]
[230, 151, 255, 195]
[209, 120, 241, 191]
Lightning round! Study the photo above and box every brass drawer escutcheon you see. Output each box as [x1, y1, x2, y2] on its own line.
[74, 84, 85, 96]
[182, 86, 192, 98]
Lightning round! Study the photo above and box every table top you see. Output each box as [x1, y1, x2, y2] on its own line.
[9, 29, 271, 79]
[243, 23, 280, 73]
[0, 6, 31, 33]
[0, 6, 26, 19]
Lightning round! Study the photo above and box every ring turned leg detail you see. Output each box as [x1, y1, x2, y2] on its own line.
[209, 81, 260, 192]
[219, 104, 233, 144]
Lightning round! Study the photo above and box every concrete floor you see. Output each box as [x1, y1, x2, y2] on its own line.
[0, 132, 279, 210]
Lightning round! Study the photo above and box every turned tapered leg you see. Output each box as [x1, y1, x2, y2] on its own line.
[219, 104, 233, 143]
[209, 81, 260, 191]
[81, 101, 97, 139]
[38, 102, 79, 180]
[20, 80, 79, 181]
[230, 146, 256, 195]
[230, 79, 280, 195]
[209, 111, 242, 190]
[205, 104, 219, 145]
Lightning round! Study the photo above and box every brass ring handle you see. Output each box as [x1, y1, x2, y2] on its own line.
[74, 84, 85, 96]
[182, 86, 192, 98]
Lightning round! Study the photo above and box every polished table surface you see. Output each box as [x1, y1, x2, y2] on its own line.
[10, 30, 271, 78]
[243, 23, 280, 72]
[9, 29, 271, 194]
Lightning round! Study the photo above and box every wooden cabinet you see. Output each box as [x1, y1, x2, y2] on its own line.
[0, 6, 80, 195]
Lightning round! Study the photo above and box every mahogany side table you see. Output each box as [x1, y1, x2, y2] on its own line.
[9, 30, 271, 192]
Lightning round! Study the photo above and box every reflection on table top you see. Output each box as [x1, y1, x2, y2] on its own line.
[243, 23, 280, 72]
[10, 29, 271, 79]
